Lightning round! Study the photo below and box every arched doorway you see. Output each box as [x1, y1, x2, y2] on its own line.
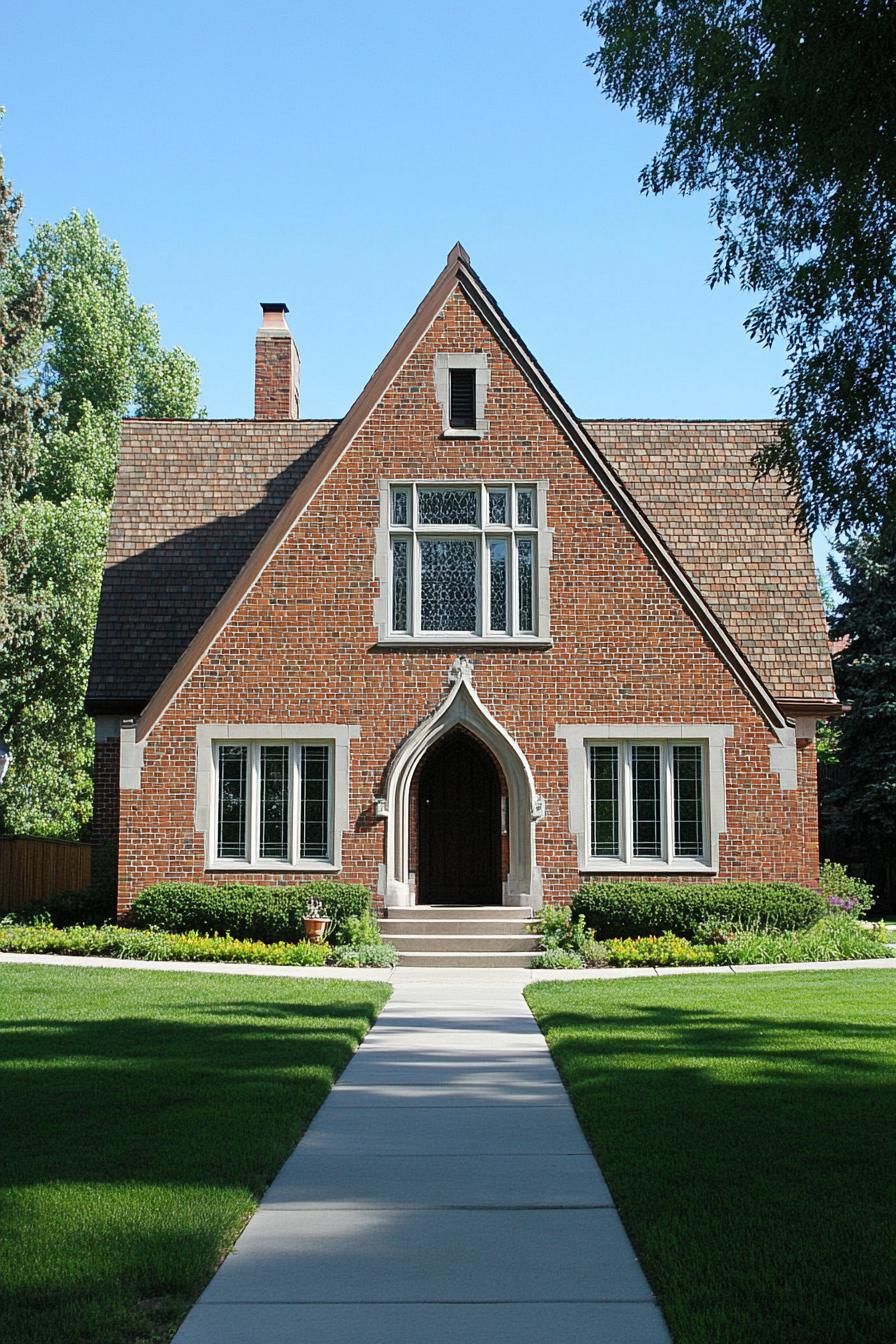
[417, 731, 502, 905]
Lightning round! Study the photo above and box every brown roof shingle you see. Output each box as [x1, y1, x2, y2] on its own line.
[86, 419, 336, 708]
[584, 420, 834, 701]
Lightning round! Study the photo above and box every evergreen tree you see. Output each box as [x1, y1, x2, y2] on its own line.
[823, 520, 896, 906]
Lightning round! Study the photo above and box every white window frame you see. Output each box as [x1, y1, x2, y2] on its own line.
[556, 723, 733, 875]
[374, 480, 553, 646]
[194, 724, 358, 873]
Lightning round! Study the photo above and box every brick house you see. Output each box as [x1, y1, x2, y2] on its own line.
[87, 245, 838, 919]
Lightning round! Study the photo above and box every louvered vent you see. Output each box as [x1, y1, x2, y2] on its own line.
[449, 368, 477, 428]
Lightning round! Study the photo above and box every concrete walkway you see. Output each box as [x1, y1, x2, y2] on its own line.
[172, 967, 671, 1343]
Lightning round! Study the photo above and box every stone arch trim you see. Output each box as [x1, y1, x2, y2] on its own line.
[381, 659, 544, 908]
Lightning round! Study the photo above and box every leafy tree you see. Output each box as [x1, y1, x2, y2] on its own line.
[821, 522, 896, 905]
[0, 201, 201, 837]
[23, 211, 201, 504]
[0, 130, 49, 767]
[583, 0, 896, 534]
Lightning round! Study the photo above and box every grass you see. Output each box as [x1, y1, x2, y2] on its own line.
[526, 969, 896, 1344]
[0, 963, 390, 1344]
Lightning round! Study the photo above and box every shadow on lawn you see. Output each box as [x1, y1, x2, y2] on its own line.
[528, 991, 896, 1344]
[0, 996, 385, 1191]
[0, 988, 386, 1344]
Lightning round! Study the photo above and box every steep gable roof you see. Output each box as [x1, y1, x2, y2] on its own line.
[587, 421, 835, 703]
[89, 246, 835, 738]
[87, 420, 336, 709]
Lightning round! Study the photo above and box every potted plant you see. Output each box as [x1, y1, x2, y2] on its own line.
[302, 897, 331, 944]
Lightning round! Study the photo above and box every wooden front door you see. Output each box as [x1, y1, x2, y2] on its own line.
[418, 732, 502, 905]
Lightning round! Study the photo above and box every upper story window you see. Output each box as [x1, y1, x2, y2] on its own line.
[382, 482, 549, 642]
[434, 352, 489, 437]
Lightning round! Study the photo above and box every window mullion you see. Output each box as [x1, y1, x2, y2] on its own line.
[249, 745, 260, 865]
[289, 745, 299, 865]
[622, 745, 633, 863]
[663, 745, 673, 863]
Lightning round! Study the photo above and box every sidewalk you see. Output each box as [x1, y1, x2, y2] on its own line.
[171, 969, 671, 1344]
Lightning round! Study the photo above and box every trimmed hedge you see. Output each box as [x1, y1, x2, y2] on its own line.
[573, 880, 827, 940]
[127, 881, 372, 945]
[0, 923, 329, 966]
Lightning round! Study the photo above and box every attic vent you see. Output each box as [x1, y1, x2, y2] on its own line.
[449, 368, 477, 429]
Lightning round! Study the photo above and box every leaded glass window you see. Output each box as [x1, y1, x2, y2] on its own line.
[589, 745, 619, 858]
[517, 538, 534, 633]
[489, 539, 507, 632]
[391, 489, 409, 526]
[300, 745, 330, 859]
[385, 483, 541, 638]
[418, 487, 478, 526]
[587, 741, 707, 865]
[392, 539, 409, 632]
[217, 745, 248, 859]
[420, 539, 478, 631]
[673, 744, 704, 857]
[259, 745, 289, 860]
[632, 745, 662, 857]
[214, 742, 333, 867]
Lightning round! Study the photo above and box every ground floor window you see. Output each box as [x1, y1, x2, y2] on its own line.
[214, 741, 332, 865]
[556, 723, 730, 874]
[589, 741, 705, 863]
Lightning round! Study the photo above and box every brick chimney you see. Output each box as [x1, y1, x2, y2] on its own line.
[255, 302, 300, 419]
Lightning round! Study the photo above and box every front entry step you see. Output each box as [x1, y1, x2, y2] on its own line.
[380, 906, 539, 968]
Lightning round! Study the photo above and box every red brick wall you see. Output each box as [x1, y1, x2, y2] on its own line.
[116, 286, 819, 912]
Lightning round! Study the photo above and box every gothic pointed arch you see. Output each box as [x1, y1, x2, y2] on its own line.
[381, 658, 544, 908]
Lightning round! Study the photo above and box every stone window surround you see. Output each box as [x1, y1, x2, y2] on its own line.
[434, 351, 490, 437]
[373, 479, 553, 646]
[556, 723, 734, 875]
[194, 724, 359, 873]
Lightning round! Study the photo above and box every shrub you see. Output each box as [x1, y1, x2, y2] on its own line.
[328, 943, 397, 968]
[127, 881, 372, 944]
[722, 914, 890, 965]
[531, 947, 586, 970]
[0, 922, 329, 966]
[535, 904, 597, 957]
[604, 932, 711, 967]
[819, 861, 875, 918]
[8, 885, 116, 929]
[574, 880, 826, 939]
[341, 912, 384, 946]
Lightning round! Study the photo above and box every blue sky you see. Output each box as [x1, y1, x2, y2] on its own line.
[3, 0, 832, 570]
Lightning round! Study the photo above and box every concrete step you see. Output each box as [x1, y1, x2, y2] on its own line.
[385, 934, 540, 954]
[384, 906, 533, 921]
[378, 917, 535, 938]
[398, 951, 537, 968]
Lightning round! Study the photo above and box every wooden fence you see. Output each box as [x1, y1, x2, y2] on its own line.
[0, 836, 92, 912]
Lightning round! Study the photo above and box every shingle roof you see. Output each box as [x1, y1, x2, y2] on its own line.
[584, 421, 835, 701]
[87, 414, 833, 713]
[86, 419, 336, 709]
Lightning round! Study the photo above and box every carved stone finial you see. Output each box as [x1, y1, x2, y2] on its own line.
[448, 656, 474, 685]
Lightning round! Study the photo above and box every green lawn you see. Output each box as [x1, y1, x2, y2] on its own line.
[0, 964, 390, 1344]
[526, 970, 896, 1344]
